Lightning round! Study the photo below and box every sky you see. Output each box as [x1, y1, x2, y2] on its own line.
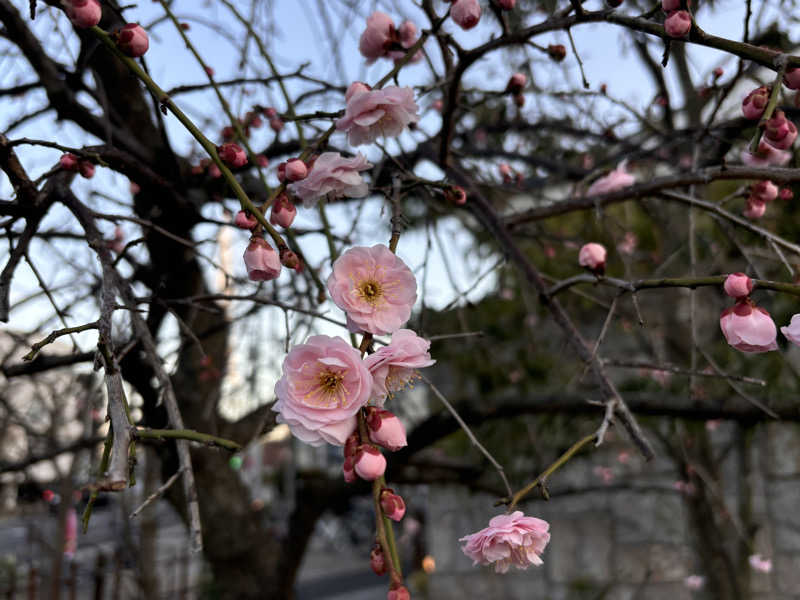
[0, 0, 789, 417]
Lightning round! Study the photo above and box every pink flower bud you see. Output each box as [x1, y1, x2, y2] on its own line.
[741, 86, 769, 120]
[221, 126, 235, 141]
[270, 194, 297, 228]
[743, 198, 766, 219]
[354, 445, 386, 481]
[387, 584, 410, 600]
[451, 0, 481, 30]
[498, 0, 516, 9]
[279, 248, 299, 269]
[78, 160, 95, 179]
[661, 0, 680, 10]
[248, 113, 263, 128]
[65, 0, 102, 28]
[578, 242, 607, 273]
[723, 273, 753, 299]
[432, 99, 443, 112]
[499, 163, 513, 182]
[208, 163, 222, 179]
[664, 10, 691, 38]
[204, 66, 215, 77]
[345, 81, 371, 101]
[785, 67, 800, 90]
[780, 187, 793, 201]
[506, 73, 526, 94]
[269, 118, 284, 133]
[343, 456, 357, 482]
[367, 409, 408, 451]
[234, 210, 258, 229]
[547, 44, 567, 62]
[255, 154, 269, 167]
[284, 159, 308, 182]
[751, 180, 778, 203]
[243, 237, 281, 281]
[445, 185, 467, 205]
[370, 544, 387, 576]
[218, 143, 248, 168]
[764, 110, 798, 150]
[59, 153, 79, 171]
[380, 488, 406, 521]
[398, 20, 418, 48]
[116, 24, 149, 58]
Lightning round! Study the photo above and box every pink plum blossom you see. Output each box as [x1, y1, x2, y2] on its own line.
[116, 24, 149, 57]
[662, 0, 680, 10]
[364, 329, 435, 402]
[506, 73, 527, 94]
[578, 243, 607, 272]
[59, 153, 79, 171]
[270, 194, 297, 228]
[243, 237, 281, 281]
[218, 143, 247, 168]
[65, 0, 101, 28]
[743, 198, 766, 220]
[284, 158, 307, 182]
[748, 554, 772, 573]
[460, 511, 551, 573]
[719, 301, 778, 353]
[785, 67, 800, 90]
[78, 160, 95, 179]
[586, 163, 635, 196]
[451, 0, 481, 30]
[742, 86, 768, 120]
[359, 12, 394, 62]
[380, 488, 406, 521]
[780, 314, 800, 346]
[366, 408, 408, 451]
[751, 180, 778, 203]
[287, 152, 372, 207]
[763, 110, 798, 150]
[387, 584, 410, 600]
[234, 210, 258, 229]
[723, 273, 753, 299]
[354, 445, 386, 480]
[327, 245, 417, 336]
[664, 10, 692, 38]
[741, 140, 792, 167]
[272, 335, 373, 446]
[336, 84, 420, 146]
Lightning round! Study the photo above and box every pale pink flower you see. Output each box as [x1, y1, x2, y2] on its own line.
[460, 511, 551, 573]
[748, 554, 772, 573]
[243, 237, 281, 281]
[272, 335, 373, 446]
[743, 198, 766, 220]
[359, 12, 394, 63]
[451, 0, 481, 30]
[578, 242, 607, 272]
[327, 245, 417, 336]
[780, 313, 800, 346]
[269, 194, 296, 228]
[336, 84, 420, 146]
[719, 301, 778, 353]
[751, 180, 778, 203]
[364, 329, 434, 402]
[586, 163, 635, 196]
[741, 140, 792, 167]
[723, 273, 753, 299]
[287, 152, 372, 207]
[684, 575, 705, 590]
[664, 10, 692, 37]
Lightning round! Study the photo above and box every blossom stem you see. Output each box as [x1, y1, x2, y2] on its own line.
[505, 433, 597, 510]
[748, 55, 789, 153]
[133, 428, 241, 451]
[88, 27, 287, 250]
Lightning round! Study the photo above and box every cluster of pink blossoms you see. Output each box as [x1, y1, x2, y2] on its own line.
[740, 69, 799, 167]
[719, 272, 800, 353]
[359, 12, 421, 64]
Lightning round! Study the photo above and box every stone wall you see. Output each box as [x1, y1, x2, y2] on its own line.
[425, 421, 800, 600]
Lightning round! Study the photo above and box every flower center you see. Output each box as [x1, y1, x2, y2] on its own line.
[358, 278, 383, 305]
